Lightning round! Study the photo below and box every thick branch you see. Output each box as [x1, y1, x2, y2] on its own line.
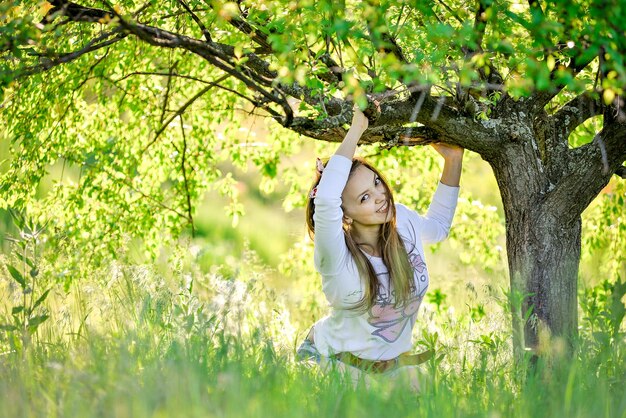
[375, 95, 493, 149]
[529, 47, 595, 114]
[227, 16, 273, 54]
[15, 29, 127, 79]
[546, 122, 626, 223]
[291, 117, 444, 147]
[46, 4, 341, 125]
[290, 118, 441, 146]
[40, 1, 495, 153]
[46, 0, 111, 23]
[225, 7, 344, 84]
[290, 92, 496, 155]
[457, 1, 504, 105]
[551, 92, 603, 135]
[364, 126, 442, 146]
[110, 20, 294, 125]
[466, 0, 488, 57]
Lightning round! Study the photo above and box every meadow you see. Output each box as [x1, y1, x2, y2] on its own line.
[1, 151, 625, 418]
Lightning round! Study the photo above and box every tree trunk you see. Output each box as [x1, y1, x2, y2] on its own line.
[487, 130, 581, 359]
[508, 207, 581, 353]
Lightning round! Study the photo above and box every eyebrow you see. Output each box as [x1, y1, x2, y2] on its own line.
[356, 173, 378, 200]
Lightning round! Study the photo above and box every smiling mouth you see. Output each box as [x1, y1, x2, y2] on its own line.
[376, 201, 389, 213]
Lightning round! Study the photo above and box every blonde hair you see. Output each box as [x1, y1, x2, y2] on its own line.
[306, 158, 414, 311]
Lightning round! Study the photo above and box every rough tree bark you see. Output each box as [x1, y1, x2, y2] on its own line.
[485, 99, 626, 355]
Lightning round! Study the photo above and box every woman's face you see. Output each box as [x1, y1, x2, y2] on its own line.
[341, 165, 392, 227]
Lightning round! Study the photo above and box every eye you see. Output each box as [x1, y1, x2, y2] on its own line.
[374, 176, 381, 185]
[360, 194, 369, 203]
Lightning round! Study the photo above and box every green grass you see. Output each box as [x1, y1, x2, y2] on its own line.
[1, 251, 625, 418]
[1, 144, 625, 417]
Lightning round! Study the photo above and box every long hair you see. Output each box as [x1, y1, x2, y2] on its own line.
[306, 158, 414, 311]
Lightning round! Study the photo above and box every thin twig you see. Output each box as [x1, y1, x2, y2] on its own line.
[44, 50, 111, 146]
[176, 0, 212, 42]
[160, 61, 177, 124]
[114, 71, 215, 84]
[434, 0, 464, 24]
[142, 74, 230, 154]
[179, 115, 195, 237]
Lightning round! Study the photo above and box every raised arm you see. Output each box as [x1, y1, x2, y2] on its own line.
[312, 107, 369, 278]
[335, 107, 369, 159]
[431, 143, 464, 187]
[413, 143, 464, 243]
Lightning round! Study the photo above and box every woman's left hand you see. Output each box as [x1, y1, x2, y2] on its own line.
[430, 143, 464, 161]
[431, 143, 464, 187]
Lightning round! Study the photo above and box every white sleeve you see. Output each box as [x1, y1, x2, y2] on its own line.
[312, 155, 353, 275]
[404, 182, 460, 244]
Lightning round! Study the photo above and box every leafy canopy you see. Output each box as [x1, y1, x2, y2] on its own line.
[0, 0, 624, 276]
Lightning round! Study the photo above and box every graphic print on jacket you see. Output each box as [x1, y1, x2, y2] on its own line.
[367, 251, 428, 343]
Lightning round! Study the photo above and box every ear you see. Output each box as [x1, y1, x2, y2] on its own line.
[343, 216, 353, 225]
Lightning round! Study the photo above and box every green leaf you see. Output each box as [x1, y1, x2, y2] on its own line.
[27, 315, 49, 330]
[15, 252, 35, 269]
[7, 265, 27, 288]
[11, 305, 24, 315]
[0, 324, 18, 332]
[32, 288, 51, 311]
[8, 209, 25, 230]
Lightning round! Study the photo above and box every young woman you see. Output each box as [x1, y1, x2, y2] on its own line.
[297, 106, 464, 389]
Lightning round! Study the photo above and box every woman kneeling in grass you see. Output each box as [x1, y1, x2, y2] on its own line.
[297, 105, 464, 391]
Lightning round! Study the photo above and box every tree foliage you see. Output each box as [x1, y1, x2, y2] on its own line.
[0, 0, 624, 291]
